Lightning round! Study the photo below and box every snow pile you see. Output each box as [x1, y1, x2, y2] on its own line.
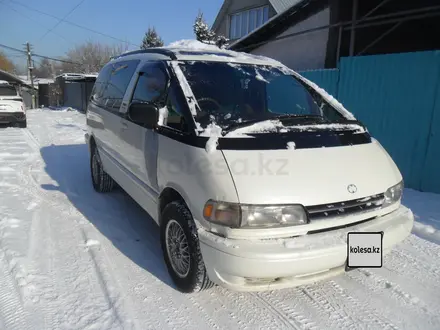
[167, 39, 220, 52]
[255, 69, 269, 83]
[287, 142, 296, 150]
[158, 106, 168, 126]
[292, 123, 365, 133]
[403, 188, 440, 244]
[165, 39, 283, 66]
[47, 106, 78, 112]
[227, 120, 284, 136]
[199, 122, 223, 153]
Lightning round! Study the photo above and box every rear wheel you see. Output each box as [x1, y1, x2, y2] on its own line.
[91, 147, 114, 192]
[160, 201, 214, 293]
[18, 120, 27, 128]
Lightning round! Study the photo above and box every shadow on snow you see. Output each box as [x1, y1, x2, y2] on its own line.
[39, 143, 174, 288]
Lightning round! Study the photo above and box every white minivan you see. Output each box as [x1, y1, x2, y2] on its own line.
[85, 41, 413, 293]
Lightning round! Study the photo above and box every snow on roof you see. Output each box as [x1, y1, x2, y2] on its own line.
[0, 80, 11, 85]
[35, 78, 55, 85]
[54, 73, 98, 80]
[163, 39, 285, 66]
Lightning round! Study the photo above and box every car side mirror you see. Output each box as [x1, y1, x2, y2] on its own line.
[128, 102, 158, 129]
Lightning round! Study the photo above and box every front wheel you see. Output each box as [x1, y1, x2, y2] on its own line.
[160, 201, 214, 293]
[90, 147, 114, 192]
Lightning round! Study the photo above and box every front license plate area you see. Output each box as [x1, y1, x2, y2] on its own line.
[346, 232, 383, 269]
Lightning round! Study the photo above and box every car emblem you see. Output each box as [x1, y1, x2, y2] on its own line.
[347, 184, 358, 194]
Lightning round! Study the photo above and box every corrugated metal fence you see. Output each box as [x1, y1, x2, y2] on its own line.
[300, 50, 440, 194]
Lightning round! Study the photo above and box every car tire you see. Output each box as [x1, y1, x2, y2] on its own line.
[18, 120, 27, 128]
[160, 201, 214, 293]
[90, 147, 114, 192]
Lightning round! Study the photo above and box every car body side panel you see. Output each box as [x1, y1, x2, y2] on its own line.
[156, 133, 239, 229]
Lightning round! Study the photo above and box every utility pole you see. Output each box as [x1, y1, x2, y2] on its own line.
[25, 42, 36, 108]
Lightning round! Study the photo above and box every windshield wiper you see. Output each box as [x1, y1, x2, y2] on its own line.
[273, 114, 326, 121]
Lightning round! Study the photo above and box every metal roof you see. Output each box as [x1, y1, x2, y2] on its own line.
[269, 0, 303, 14]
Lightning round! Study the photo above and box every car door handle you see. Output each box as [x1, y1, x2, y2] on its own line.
[121, 122, 128, 130]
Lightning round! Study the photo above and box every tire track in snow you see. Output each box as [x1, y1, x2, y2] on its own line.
[251, 292, 308, 329]
[400, 235, 440, 269]
[326, 280, 398, 330]
[256, 279, 397, 330]
[347, 268, 437, 317]
[24, 208, 59, 330]
[0, 252, 29, 330]
[19, 128, 134, 329]
[385, 247, 440, 283]
[300, 283, 364, 330]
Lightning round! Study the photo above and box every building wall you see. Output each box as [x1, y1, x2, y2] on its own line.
[215, 0, 276, 40]
[250, 7, 330, 70]
[21, 88, 33, 110]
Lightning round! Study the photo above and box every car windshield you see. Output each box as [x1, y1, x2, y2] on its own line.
[178, 61, 345, 129]
[0, 85, 18, 97]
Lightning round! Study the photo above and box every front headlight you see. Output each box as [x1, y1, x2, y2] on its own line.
[203, 200, 308, 228]
[383, 181, 403, 207]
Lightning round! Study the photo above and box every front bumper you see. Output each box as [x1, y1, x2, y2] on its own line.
[0, 112, 26, 123]
[198, 205, 413, 291]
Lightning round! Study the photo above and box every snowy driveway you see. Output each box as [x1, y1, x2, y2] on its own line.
[0, 109, 439, 330]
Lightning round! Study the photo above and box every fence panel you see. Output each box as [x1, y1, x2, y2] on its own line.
[298, 68, 339, 97]
[421, 53, 440, 192]
[336, 51, 440, 192]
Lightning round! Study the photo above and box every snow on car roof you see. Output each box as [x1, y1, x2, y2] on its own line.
[163, 39, 283, 66]
[116, 40, 285, 66]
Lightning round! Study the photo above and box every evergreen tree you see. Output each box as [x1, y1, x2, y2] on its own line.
[193, 12, 216, 44]
[193, 11, 229, 48]
[140, 27, 164, 49]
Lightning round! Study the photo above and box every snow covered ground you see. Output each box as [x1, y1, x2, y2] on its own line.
[0, 108, 439, 330]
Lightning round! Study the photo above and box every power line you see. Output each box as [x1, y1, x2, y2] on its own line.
[0, 43, 82, 65]
[10, 0, 137, 47]
[39, 0, 86, 42]
[0, 1, 70, 44]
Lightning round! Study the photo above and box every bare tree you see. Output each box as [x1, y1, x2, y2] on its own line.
[49, 82, 62, 106]
[34, 58, 54, 78]
[0, 51, 16, 73]
[60, 41, 129, 74]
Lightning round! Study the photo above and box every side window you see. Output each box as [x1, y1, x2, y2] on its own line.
[130, 63, 186, 131]
[91, 65, 112, 106]
[100, 60, 139, 111]
[131, 63, 168, 103]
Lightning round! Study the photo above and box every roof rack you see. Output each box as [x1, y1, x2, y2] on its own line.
[116, 48, 177, 60]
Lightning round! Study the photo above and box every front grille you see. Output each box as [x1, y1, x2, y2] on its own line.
[306, 193, 385, 220]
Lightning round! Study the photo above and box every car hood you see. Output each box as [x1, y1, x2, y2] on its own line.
[221, 138, 402, 206]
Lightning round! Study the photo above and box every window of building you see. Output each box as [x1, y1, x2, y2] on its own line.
[229, 6, 269, 40]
